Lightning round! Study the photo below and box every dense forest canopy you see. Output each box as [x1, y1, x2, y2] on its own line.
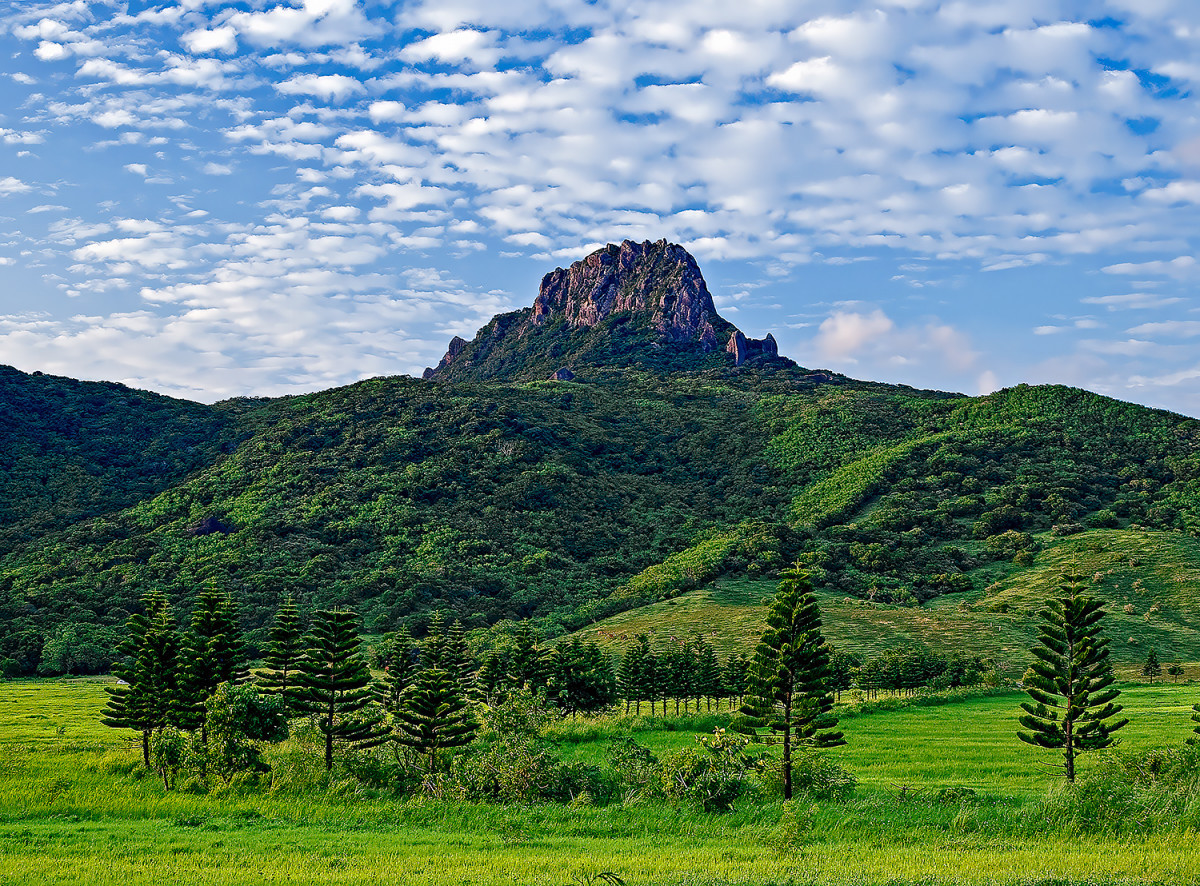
[2, 243, 1199, 678]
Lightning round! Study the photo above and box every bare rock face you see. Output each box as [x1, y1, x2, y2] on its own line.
[189, 515, 232, 536]
[549, 367, 575, 381]
[726, 331, 780, 366]
[532, 239, 721, 348]
[422, 335, 467, 379]
[421, 239, 793, 381]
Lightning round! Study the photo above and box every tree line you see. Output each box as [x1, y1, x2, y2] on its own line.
[101, 565, 1200, 800]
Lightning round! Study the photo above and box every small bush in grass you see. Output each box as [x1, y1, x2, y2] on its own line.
[659, 728, 765, 812]
[1029, 746, 1200, 835]
[606, 737, 661, 801]
[767, 800, 816, 855]
[761, 750, 856, 800]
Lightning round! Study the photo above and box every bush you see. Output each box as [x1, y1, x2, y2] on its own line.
[1028, 746, 1200, 835]
[659, 728, 764, 812]
[761, 751, 856, 800]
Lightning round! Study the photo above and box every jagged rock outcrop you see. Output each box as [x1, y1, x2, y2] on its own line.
[422, 336, 467, 379]
[532, 239, 721, 348]
[188, 515, 233, 536]
[422, 239, 793, 381]
[726, 331, 779, 366]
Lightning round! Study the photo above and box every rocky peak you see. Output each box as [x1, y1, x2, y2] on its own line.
[422, 239, 793, 381]
[532, 239, 721, 350]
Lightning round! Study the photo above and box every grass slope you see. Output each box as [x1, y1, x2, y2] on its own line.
[579, 529, 1200, 673]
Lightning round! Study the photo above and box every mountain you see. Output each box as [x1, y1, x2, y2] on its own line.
[422, 239, 793, 381]
[1, 241, 1199, 678]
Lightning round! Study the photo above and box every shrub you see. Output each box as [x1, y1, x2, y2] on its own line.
[761, 751, 857, 800]
[659, 728, 764, 812]
[1028, 746, 1200, 835]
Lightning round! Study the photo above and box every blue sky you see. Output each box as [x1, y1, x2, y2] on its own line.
[2, 1, 1200, 415]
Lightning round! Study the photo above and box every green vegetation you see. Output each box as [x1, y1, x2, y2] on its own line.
[4, 678, 1200, 884]
[4, 356, 1200, 681]
[735, 565, 843, 799]
[576, 529, 1200, 673]
[1018, 573, 1128, 781]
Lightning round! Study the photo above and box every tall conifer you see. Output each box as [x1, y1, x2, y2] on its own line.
[374, 626, 420, 714]
[392, 667, 477, 772]
[177, 589, 247, 741]
[258, 595, 305, 708]
[736, 563, 843, 800]
[102, 590, 180, 768]
[293, 609, 389, 770]
[1018, 572, 1127, 781]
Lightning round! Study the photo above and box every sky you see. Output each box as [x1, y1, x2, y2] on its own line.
[2, 1, 1200, 415]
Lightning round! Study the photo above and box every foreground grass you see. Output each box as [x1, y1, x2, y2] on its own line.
[2, 679, 1199, 885]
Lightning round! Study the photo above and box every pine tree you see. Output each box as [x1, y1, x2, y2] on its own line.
[423, 614, 475, 692]
[257, 596, 305, 708]
[374, 627, 420, 714]
[736, 563, 844, 800]
[177, 589, 247, 742]
[695, 638, 722, 711]
[474, 651, 509, 705]
[1142, 648, 1162, 683]
[618, 635, 651, 714]
[723, 652, 749, 707]
[1018, 572, 1128, 782]
[293, 609, 389, 770]
[393, 667, 478, 772]
[548, 638, 616, 717]
[102, 590, 181, 768]
[508, 622, 549, 691]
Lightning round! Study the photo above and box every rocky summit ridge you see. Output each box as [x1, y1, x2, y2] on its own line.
[423, 239, 790, 382]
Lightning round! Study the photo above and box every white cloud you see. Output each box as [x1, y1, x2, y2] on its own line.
[181, 26, 238, 55]
[0, 177, 33, 196]
[277, 73, 365, 102]
[814, 309, 894, 360]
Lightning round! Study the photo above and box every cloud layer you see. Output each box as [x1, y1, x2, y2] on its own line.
[1, 1, 1199, 411]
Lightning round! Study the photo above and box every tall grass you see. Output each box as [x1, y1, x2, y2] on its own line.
[3, 678, 1200, 884]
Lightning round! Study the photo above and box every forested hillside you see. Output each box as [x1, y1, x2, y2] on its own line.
[2, 242, 1199, 679]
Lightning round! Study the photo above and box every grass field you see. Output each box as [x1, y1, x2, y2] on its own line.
[2, 678, 1199, 885]
[577, 529, 1200, 674]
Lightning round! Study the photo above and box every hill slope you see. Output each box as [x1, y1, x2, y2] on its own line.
[2, 242, 1200, 679]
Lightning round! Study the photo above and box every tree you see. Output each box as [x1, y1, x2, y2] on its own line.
[1188, 705, 1200, 746]
[205, 682, 289, 782]
[723, 652, 749, 707]
[1142, 648, 1162, 683]
[735, 563, 844, 800]
[547, 638, 616, 717]
[257, 596, 305, 707]
[618, 635, 652, 715]
[508, 622, 549, 692]
[694, 638, 722, 711]
[1017, 572, 1128, 782]
[392, 667, 477, 772]
[1167, 659, 1184, 683]
[375, 626, 420, 714]
[474, 651, 509, 705]
[176, 589, 247, 742]
[423, 613, 475, 693]
[102, 590, 181, 768]
[292, 609, 389, 771]
[826, 647, 861, 701]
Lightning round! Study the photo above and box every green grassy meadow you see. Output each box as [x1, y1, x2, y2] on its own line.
[577, 529, 1200, 674]
[2, 678, 1200, 885]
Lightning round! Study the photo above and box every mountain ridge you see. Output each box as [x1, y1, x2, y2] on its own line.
[1, 244, 1198, 680]
[423, 239, 792, 382]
